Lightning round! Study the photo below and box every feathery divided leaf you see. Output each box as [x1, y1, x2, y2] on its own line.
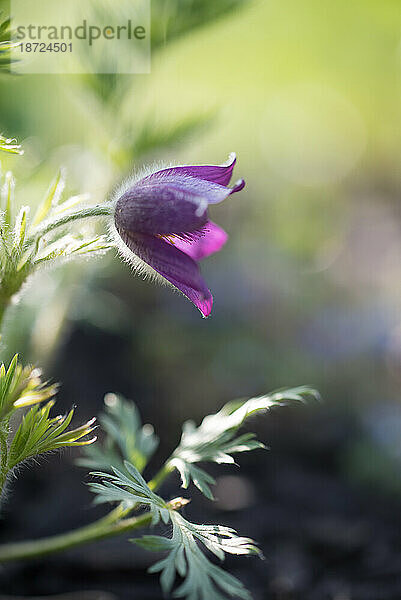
[7, 402, 96, 470]
[78, 393, 159, 473]
[90, 461, 259, 600]
[138, 511, 259, 600]
[0, 167, 113, 307]
[0, 355, 96, 479]
[168, 386, 319, 498]
[0, 355, 57, 420]
[34, 233, 112, 265]
[89, 460, 169, 522]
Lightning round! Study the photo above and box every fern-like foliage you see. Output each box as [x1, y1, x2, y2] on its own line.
[90, 461, 170, 521]
[7, 401, 96, 470]
[0, 355, 96, 490]
[167, 386, 319, 499]
[0, 354, 57, 421]
[77, 393, 159, 473]
[91, 461, 259, 600]
[141, 513, 258, 600]
[0, 167, 112, 309]
[83, 386, 318, 600]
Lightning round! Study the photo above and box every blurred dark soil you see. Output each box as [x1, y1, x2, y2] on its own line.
[1, 324, 401, 600]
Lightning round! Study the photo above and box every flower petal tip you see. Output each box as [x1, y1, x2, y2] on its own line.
[199, 296, 213, 318]
[231, 179, 245, 194]
[224, 152, 237, 167]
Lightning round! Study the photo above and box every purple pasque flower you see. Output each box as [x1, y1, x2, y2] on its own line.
[113, 153, 245, 317]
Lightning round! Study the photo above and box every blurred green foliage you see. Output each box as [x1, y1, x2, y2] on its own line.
[0, 13, 18, 72]
[0, 0, 400, 493]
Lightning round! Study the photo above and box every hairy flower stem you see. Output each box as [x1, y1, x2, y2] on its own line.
[0, 510, 151, 562]
[0, 424, 9, 495]
[25, 204, 113, 247]
[0, 204, 113, 339]
[0, 497, 185, 563]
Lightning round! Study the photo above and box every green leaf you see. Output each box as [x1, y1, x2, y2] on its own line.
[7, 402, 97, 470]
[13, 206, 29, 251]
[31, 170, 65, 227]
[53, 193, 91, 214]
[134, 536, 174, 552]
[0, 13, 21, 73]
[171, 461, 216, 500]
[168, 386, 319, 497]
[136, 508, 259, 600]
[78, 393, 159, 473]
[91, 461, 259, 600]
[0, 355, 57, 420]
[1, 170, 15, 228]
[89, 460, 169, 523]
[0, 168, 112, 311]
[0, 17, 11, 38]
[34, 234, 112, 265]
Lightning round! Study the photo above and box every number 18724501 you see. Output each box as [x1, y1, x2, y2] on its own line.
[19, 42, 73, 53]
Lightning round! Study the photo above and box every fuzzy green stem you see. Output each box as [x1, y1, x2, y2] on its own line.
[0, 498, 185, 562]
[148, 463, 174, 491]
[0, 424, 9, 496]
[26, 204, 113, 246]
[0, 511, 151, 563]
[0, 205, 113, 337]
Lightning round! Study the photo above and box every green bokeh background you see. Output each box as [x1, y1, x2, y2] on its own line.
[0, 0, 401, 476]
[1, 0, 401, 544]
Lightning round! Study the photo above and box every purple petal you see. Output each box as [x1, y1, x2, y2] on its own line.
[117, 228, 213, 317]
[205, 177, 245, 204]
[230, 179, 246, 194]
[171, 221, 228, 261]
[143, 153, 238, 187]
[115, 175, 235, 235]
